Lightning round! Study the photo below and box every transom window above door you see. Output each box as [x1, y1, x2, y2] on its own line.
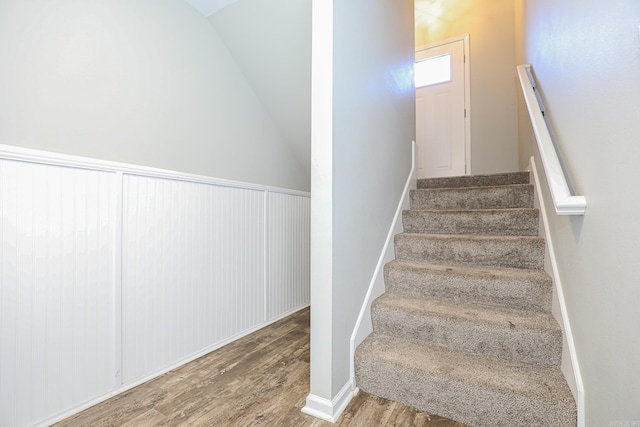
[415, 54, 451, 88]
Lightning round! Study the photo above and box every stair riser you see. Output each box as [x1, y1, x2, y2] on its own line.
[403, 209, 539, 236]
[384, 263, 552, 312]
[410, 185, 534, 210]
[355, 352, 576, 427]
[417, 172, 530, 189]
[371, 302, 562, 367]
[395, 234, 545, 270]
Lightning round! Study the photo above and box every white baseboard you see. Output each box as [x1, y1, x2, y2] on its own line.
[301, 381, 358, 423]
[529, 156, 585, 427]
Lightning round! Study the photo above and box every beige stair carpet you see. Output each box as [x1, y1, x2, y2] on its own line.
[354, 172, 576, 427]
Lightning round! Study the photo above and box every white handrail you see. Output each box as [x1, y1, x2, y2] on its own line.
[517, 64, 586, 215]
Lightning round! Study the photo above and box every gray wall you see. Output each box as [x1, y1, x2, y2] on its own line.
[209, 0, 312, 181]
[515, 0, 640, 424]
[308, 0, 415, 400]
[331, 0, 415, 395]
[0, 0, 308, 191]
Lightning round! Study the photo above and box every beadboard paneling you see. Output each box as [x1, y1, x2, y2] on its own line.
[0, 160, 116, 427]
[0, 145, 310, 427]
[121, 175, 266, 383]
[267, 192, 311, 320]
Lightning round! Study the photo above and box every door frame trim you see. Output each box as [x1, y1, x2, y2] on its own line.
[416, 34, 471, 175]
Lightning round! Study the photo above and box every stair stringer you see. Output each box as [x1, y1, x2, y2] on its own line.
[349, 142, 417, 392]
[530, 156, 585, 427]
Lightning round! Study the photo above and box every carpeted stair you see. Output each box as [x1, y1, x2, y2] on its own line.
[355, 172, 577, 426]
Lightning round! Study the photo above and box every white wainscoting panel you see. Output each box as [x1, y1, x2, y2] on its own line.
[0, 159, 116, 427]
[266, 192, 311, 320]
[121, 175, 266, 383]
[0, 144, 309, 427]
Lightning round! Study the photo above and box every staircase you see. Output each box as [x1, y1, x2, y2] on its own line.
[354, 172, 577, 426]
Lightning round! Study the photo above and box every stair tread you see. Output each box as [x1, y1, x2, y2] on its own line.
[417, 172, 530, 189]
[386, 259, 550, 278]
[410, 184, 534, 211]
[395, 233, 545, 270]
[384, 260, 553, 313]
[374, 293, 560, 333]
[397, 232, 544, 242]
[412, 183, 533, 192]
[356, 334, 576, 426]
[357, 333, 573, 401]
[372, 293, 562, 366]
[405, 207, 538, 213]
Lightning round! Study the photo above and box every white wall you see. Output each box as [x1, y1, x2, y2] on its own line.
[209, 0, 312, 180]
[515, 0, 640, 424]
[0, 0, 308, 191]
[415, 0, 519, 174]
[306, 0, 415, 411]
[0, 159, 116, 427]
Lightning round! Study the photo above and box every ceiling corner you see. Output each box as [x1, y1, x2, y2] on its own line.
[183, 0, 238, 17]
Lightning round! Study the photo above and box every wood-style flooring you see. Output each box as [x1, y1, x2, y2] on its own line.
[55, 308, 466, 426]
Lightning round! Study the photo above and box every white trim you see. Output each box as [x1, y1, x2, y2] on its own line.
[263, 191, 269, 323]
[301, 380, 358, 423]
[308, 0, 335, 418]
[415, 34, 471, 175]
[349, 141, 416, 390]
[530, 156, 585, 427]
[462, 34, 471, 175]
[35, 304, 310, 427]
[113, 171, 124, 387]
[517, 65, 586, 215]
[0, 144, 310, 198]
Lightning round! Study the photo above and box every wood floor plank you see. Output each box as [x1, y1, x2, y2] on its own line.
[120, 409, 169, 427]
[55, 308, 466, 426]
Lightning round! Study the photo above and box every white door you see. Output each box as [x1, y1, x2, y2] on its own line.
[415, 39, 468, 178]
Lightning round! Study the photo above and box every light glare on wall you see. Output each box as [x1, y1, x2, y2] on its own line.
[415, 54, 451, 88]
